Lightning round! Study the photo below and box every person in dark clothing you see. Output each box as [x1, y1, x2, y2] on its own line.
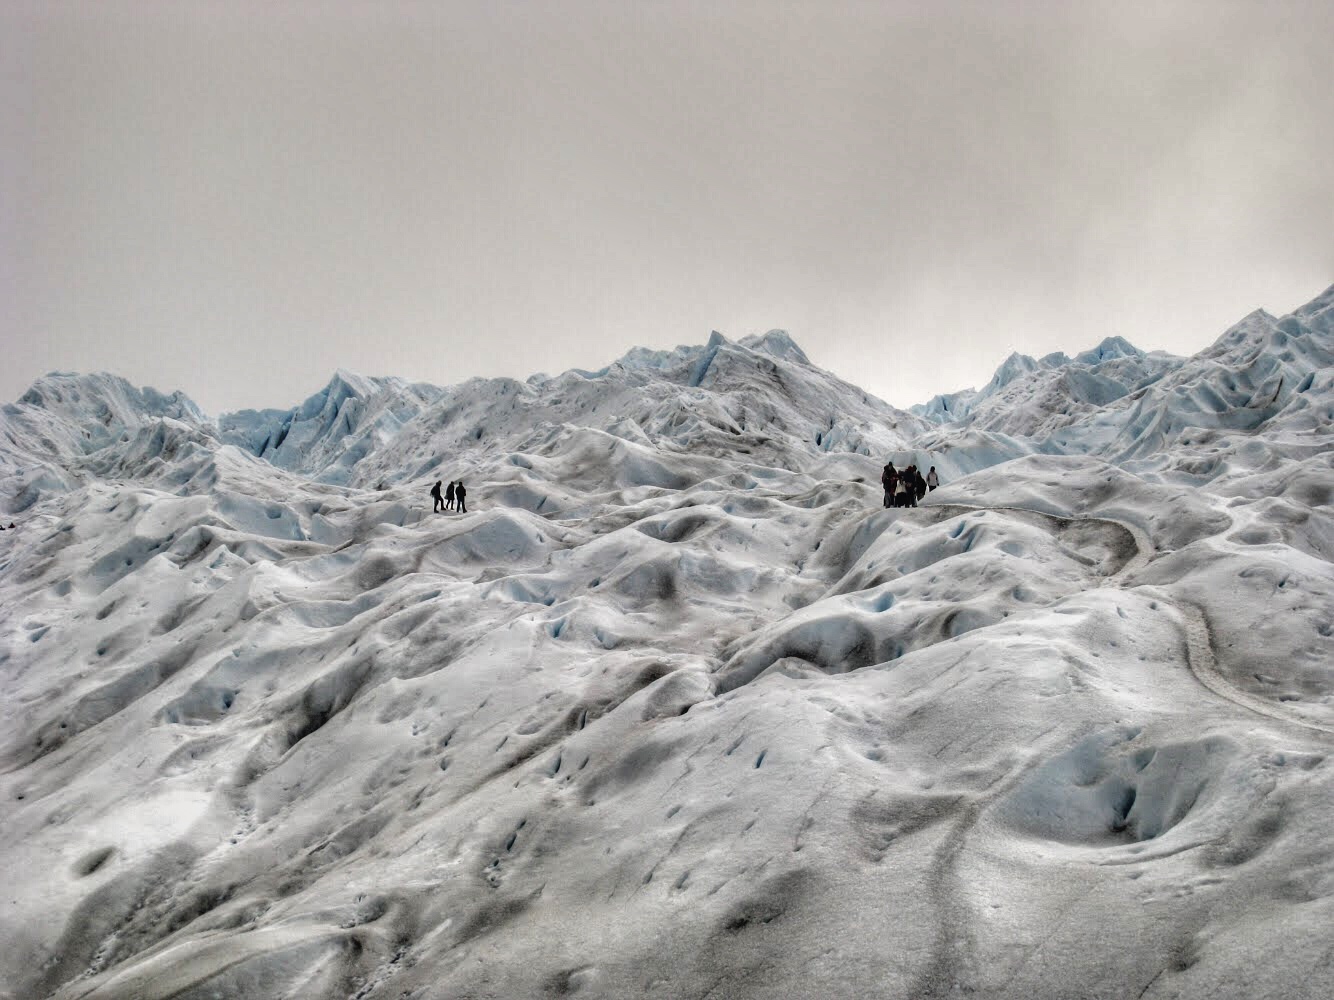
[880, 463, 898, 509]
[445, 480, 456, 510]
[430, 480, 444, 513]
[455, 481, 467, 513]
[927, 467, 940, 491]
[915, 468, 927, 504]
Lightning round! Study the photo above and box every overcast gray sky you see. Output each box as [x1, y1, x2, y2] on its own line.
[4, 0, 1332, 414]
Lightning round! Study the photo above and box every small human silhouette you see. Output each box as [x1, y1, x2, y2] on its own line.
[927, 467, 940, 491]
[430, 480, 444, 513]
[445, 480, 456, 510]
[880, 462, 898, 509]
[455, 480, 467, 513]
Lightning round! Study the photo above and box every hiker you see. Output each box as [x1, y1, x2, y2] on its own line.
[927, 467, 939, 491]
[880, 463, 898, 509]
[914, 467, 927, 504]
[445, 480, 456, 511]
[455, 480, 467, 513]
[893, 471, 910, 508]
[430, 480, 445, 513]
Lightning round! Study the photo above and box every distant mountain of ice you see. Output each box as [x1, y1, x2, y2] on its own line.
[912, 335, 1183, 437]
[217, 370, 446, 486]
[2, 328, 934, 508]
[1, 287, 1332, 1000]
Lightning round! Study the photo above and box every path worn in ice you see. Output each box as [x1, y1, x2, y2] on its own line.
[906, 497, 1333, 996]
[930, 500, 1334, 739]
[1170, 598, 1334, 739]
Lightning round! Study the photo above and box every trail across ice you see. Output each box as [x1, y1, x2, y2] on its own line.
[1168, 597, 1334, 740]
[927, 500, 1333, 740]
[921, 500, 1155, 582]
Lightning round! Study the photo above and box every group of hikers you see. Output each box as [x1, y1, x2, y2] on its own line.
[429, 479, 467, 513]
[881, 462, 939, 508]
[428, 460, 936, 515]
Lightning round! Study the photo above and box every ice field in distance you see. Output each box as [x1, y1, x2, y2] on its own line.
[1, 285, 1332, 999]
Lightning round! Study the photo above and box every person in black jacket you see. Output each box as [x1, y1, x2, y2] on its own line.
[445, 480, 456, 510]
[430, 480, 444, 513]
[455, 481, 467, 513]
[880, 463, 898, 509]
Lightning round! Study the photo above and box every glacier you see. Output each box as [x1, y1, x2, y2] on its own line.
[1, 288, 1332, 1000]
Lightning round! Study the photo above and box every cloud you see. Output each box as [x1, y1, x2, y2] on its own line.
[3, 0, 1331, 412]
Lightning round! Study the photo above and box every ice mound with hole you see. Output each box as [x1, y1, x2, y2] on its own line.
[2, 290, 1333, 1000]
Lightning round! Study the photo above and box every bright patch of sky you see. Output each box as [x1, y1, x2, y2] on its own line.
[3, 0, 1331, 412]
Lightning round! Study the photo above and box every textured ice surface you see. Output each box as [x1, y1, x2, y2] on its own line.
[1, 293, 1333, 999]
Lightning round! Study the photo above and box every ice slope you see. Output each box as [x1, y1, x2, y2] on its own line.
[217, 371, 445, 487]
[1105, 289, 1334, 474]
[3, 330, 930, 513]
[1, 289, 1332, 1000]
[0, 374, 211, 513]
[342, 329, 933, 494]
[917, 285, 1334, 485]
[914, 337, 1184, 441]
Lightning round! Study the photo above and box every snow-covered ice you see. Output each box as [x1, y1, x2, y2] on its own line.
[1, 292, 1332, 999]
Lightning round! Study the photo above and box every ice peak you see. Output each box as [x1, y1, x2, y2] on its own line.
[738, 329, 811, 365]
[989, 352, 1041, 390]
[20, 370, 135, 407]
[325, 368, 381, 397]
[1295, 282, 1334, 320]
[17, 371, 206, 423]
[1074, 336, 1143, 366]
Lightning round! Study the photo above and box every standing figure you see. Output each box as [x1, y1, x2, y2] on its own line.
[881, 463, 898, 509]
[430, 480, 444, 513]
[455, 480, 467, 513]
[927, 467, 940, 491]
[445, 480, 456, 511]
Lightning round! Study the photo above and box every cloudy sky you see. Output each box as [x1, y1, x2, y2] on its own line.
[4, 0, 1332, 414]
